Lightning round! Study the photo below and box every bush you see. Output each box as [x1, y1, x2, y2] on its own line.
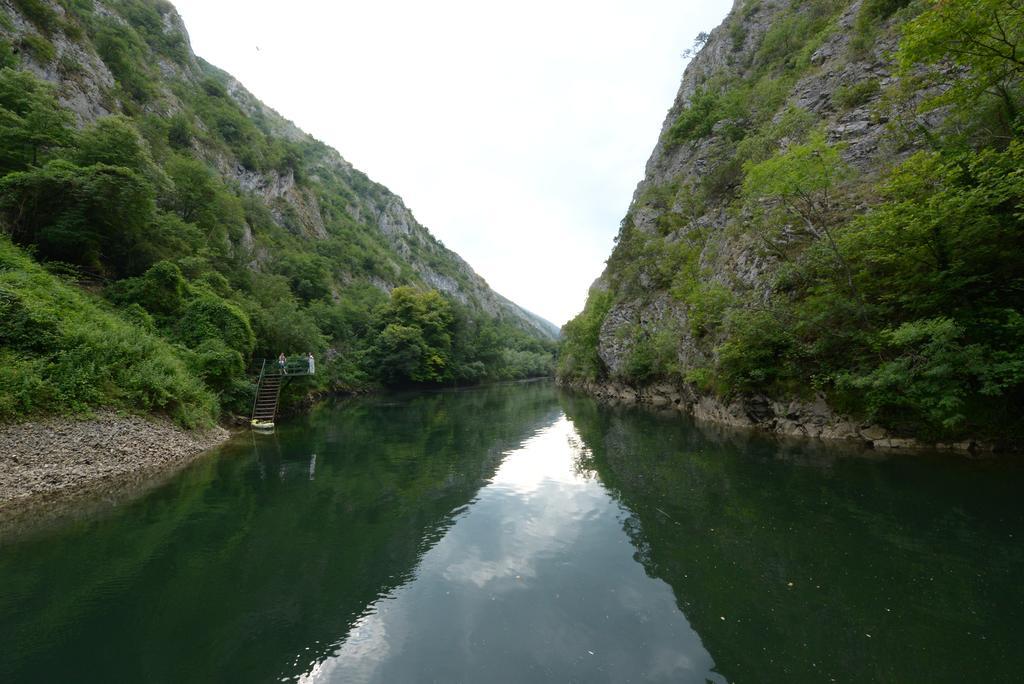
[833, 79, 880, 110]
[248, 297, 326, 360]
[0, 286, 61, 353]
[0, 68, 76, 172]
[715, 308, 803, 397]
[12, 0, 58, 33]
[559, 289, 613, 381]
[94, 18, 156, 103]
[622, 325, 679, 383]
[113, 0, 188, 64]
[20, 33, 56, 63]
[177, 294, 255, 359]
[189, 338, 245, 395]
[109, 260, 188, 320]
[370, 287, 454, 385]
[852, 0, 914, 53]
[0, 237, 217, 426]
[0, 160, 158, 276]
[0, 40, 17, 69]
[666, 88, 721, 147]
[274, 253, 331, 302]
[838, 316, 1024, 438]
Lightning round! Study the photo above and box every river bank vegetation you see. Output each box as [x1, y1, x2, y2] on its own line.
[561, 0, 1024, 443]
[0, 1, 555, 427]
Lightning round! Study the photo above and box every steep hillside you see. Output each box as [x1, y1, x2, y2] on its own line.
[560, 0, 1024, 447]
[0, 0, 557, 425]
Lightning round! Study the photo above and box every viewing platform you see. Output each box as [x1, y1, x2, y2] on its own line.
[251, 356, 316, 429]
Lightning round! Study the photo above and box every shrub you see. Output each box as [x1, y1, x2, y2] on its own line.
[716, 308, 803, 397]
[20, 33, 56, 63]
[0, 68, 75, 172]
[189, 338, 245, 395]
[852, 0, 914, 53]
[93, 18, 156, 103]
[837, 316, 1024, 438]
[0, 237, 217, 426]
[666, 88, 721, 147]
[0, 40, 16, 68]
[833, 79, 880, 110]
[12, 0, 58, 33]
[559, 289, 614, 381]
[110, 260, 188, 320]
[177, 293, 255, 359]
[622, 324, 680, 383]
[113, 0, 188, 63]
[0, 160, 158, 276]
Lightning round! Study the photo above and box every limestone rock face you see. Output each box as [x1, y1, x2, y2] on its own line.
[574, 0, 946, 442]
[558, 375, 986, 451]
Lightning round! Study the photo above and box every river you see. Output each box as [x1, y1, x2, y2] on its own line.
[1, 380, 1022, 682]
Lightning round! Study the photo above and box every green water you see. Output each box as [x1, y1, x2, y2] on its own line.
[1, 381, 1022, 683]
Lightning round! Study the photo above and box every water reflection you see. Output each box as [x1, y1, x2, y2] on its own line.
[0, 382, 563, 683]
[560, 392, 1024, 683]
[300, 416, 725, 684]
[251, 431, 318, 482]
[1, 382, 1022, 683]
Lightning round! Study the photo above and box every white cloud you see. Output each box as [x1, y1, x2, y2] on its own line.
[171, 0, 733, 325]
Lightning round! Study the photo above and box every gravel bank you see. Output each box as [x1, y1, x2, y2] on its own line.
[0, 412, 230, 521]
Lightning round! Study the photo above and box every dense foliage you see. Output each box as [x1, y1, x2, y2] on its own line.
[0, 237, 216, 426]
[371, 287, 555, 386]
[561, 0, 1024, 442]
[0, 2, 554, 425]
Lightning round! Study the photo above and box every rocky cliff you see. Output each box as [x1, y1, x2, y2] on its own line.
[0, 0, 559, 340]
[0, 0, 564, 428]
[560, 0, 1024, 449]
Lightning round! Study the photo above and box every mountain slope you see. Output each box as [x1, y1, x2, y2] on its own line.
[0, 0, 557, 425]
[560, 0, 1024, 447]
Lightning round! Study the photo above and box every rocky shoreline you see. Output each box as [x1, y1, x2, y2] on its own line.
[560, 379, 1003, 454]
[0, 411, 231, 525]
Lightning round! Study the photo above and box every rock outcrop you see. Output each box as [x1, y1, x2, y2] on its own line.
[561, 377, 993, 452]
[562, 0, 984, 447]
[597, 0, 909, 364]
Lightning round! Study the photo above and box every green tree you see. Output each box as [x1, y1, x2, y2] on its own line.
[899, 0, 1024, 131]
[372, 287, 455, 385]
[74, 115, 162, 183]
[93, 18, 156, 103]
[248, 298, 326, 359]
[0, 68, 74, 171]
[559, 289, 612, 381]
[110, 260, 189, 321]
[274, 253, 331, 302]
[0, 160, 156, 275]
[177, 293, 255, 360]
[375, 323, 430, 385]
[164, 154, 218, 223]
[743, 132, 860, 304]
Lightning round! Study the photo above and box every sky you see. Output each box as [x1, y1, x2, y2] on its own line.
[171, 0, 734, 326]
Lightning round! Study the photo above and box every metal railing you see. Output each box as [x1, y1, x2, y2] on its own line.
[255, 356, 316, 377]
[250, 358, 267, 421]
[249, 356, 315, 423]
